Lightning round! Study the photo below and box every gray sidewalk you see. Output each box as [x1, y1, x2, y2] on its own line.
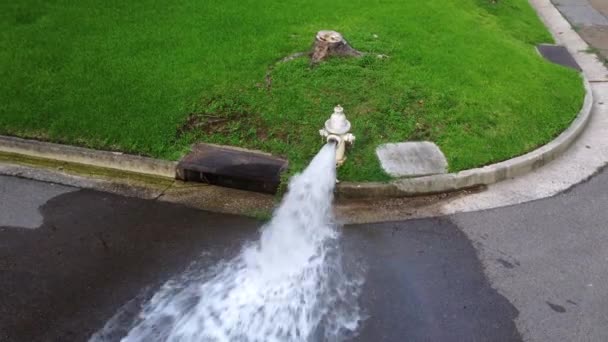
[553, 0, 608, 62]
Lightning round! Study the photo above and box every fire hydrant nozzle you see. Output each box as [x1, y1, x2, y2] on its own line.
[319, 105, 355, 166]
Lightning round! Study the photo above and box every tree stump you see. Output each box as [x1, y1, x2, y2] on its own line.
[311, 30, 362, 64]
[265, 30, 365, 88]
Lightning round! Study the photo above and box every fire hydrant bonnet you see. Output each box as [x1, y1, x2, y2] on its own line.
[319, 105, 355, 166]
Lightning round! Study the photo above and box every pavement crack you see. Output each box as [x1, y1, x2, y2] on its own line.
[96, 233, 110, 251]
[153, 181, 175, 201]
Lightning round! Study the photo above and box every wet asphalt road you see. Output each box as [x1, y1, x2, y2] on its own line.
[1, 169, 608, 341]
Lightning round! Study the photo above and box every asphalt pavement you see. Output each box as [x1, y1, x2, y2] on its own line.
[1, 169, 607, 341]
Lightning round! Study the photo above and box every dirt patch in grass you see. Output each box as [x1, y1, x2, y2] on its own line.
[177, 113, 233, 137]
[177, 112, 272, 144]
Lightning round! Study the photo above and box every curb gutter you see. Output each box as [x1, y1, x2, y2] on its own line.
[0, 136, 176, 178]
[337, 78, 593, 198]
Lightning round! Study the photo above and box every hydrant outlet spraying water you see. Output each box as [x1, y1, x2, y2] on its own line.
[319, 105, 355, 166]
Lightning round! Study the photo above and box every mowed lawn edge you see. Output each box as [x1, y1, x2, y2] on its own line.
[0, 0, 584, 181]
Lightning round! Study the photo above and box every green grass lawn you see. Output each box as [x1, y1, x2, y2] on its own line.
[0, 0, 584, 181]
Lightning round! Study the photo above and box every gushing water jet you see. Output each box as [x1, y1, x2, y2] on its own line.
[91, 139, 363, 342]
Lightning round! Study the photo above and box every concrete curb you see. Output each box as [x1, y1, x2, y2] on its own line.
[0, 75, 593, 198]
[0, 136, 177, 178]
[337, 77, 594, 198]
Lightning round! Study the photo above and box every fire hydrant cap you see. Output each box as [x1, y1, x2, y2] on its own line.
[324, 105, 351, 134]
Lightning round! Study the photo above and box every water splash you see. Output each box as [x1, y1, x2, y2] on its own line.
[91, 143, 363, 342]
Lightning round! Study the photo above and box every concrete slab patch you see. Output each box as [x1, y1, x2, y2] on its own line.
[376, 142, 447, 178]
[553, 0, 590, 6]
[579, 25, 608, 48]
[579, 26, 608, 61]
[537, 44, 582, 70]
[590, 0, 608, 17]
[556, 4, 608, 26]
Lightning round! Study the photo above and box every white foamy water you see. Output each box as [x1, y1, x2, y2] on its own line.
[90, 143, 363, 342]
